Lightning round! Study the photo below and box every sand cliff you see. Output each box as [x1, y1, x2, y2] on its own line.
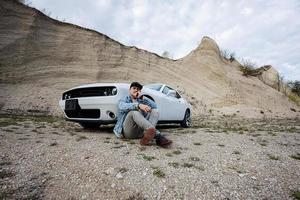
[0, 0, 299, 118]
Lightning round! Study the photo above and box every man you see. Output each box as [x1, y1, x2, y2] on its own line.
[113, 82, 172, 147]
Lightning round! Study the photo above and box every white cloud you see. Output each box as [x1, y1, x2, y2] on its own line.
[241, 7, 253, 16]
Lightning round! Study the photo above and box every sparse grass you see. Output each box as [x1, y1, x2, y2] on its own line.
[168, 162, 180, 168]
[0, 170, 15, 179]
[0, 118, 19, 127]
[288, 92, 300, 106]
[128, 140, 136, 144]
[118, 167, 128, 173]
[142, 154, 156, 161]
[195, 166, 205, 171]
[292, 191, 300, 200]
[290, 153, 300, 160]
[69, 132, 76, 136]
[233, 150, 241, 155]
[268, 154, 280, 160]
[138, 146, 146, 151]
[259, 143, 267, 147]
[279, 142, 289, 146]
[267, 131, 277, 136]
[52, 131, 62, 135]
[112, 145, 126, 149]
[0, 161, 12, 166]
[23, 124, 31, 128]
[251, 133, 261, 137]
[76, 135, 87, 142]
[210, 180, 219, 185]
[182, 163, 194, 168]
[0, 114, 63, 127]
[287, 127, 297, 133]
[193, 142, 202, 146]
[18, 137, 28, 140]
[189, 157, 200, 161]
[49, 142, 58, 146]
[153, 169, 165, 178]
[36, 125, 46, 129]
[228, 165, 244, 174]
[0, 190, 14, 199]
[173, 150, 182, 155]
[258, 139, 268, 147]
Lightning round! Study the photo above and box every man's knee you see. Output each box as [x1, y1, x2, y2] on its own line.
[151, 109, 159, 113]
[127, 110, 142, 118]
[151, 109, 159, 117]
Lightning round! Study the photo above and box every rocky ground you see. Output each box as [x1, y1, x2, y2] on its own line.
[0, 114, 300, 200]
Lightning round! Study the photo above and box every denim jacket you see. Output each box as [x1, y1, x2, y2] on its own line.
[113, 95, 157, 137]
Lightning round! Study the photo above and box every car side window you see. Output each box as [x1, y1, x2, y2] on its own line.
[162, 86, 170, 95]
[162, 86, 181, 99]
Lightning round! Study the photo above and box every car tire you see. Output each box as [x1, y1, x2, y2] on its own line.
[79, 122, 101, 129]
[180, 109, 191, 128]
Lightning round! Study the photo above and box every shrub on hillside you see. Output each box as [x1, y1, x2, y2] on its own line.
[288, 80, 300, 96]
[220, 49, 236, 62]
[240, 59, 258, 76]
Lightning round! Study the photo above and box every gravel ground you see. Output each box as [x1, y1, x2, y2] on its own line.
[0, 114, 300, 200]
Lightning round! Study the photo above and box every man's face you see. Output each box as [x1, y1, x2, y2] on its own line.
[129, 86, 141, 99]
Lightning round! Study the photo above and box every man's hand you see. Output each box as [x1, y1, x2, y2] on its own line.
[138, 103, 151, 112]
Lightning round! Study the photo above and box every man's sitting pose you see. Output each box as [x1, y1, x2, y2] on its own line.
[113, 82, 172, 147]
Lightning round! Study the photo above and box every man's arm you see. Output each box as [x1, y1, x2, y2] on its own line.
[142, 97, 157, 109]
[118, 97, 139, 113]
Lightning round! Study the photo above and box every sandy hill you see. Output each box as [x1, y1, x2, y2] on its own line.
[0, 0, 299, 118]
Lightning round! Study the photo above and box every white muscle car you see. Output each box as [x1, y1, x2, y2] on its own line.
[58, 83, 192, 128]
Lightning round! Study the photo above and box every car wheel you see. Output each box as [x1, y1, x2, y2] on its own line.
[79, 122, 101, 129]
[181, 109, 191, 128]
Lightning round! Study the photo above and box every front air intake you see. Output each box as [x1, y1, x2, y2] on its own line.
[62, 86, 117, 100]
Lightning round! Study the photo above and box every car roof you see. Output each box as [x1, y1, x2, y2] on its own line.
[66, 83, 170, 92]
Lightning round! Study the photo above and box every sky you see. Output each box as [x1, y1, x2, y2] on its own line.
[27, 0, 300, 81]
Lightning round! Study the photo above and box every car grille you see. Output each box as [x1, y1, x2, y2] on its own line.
[62, 86, 117, 100]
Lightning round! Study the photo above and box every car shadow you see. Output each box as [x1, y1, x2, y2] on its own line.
[81, 124, 181, 133]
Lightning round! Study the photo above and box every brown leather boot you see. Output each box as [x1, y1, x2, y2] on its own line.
[156, 134, 172, 148]
[140, 127, 156, 145]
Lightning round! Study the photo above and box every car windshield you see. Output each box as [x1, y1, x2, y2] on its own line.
[144, 84, 162, 91]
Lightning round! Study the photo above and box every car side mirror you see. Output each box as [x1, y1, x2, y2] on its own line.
[167, 90, 176, 97]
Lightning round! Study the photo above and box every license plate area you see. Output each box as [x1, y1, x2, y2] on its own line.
[65, 99, 79, 111]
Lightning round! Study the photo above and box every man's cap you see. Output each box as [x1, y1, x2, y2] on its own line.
[130, 82, 143, 90]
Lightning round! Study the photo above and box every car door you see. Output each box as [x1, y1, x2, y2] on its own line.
[159, 85, 186, 120]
